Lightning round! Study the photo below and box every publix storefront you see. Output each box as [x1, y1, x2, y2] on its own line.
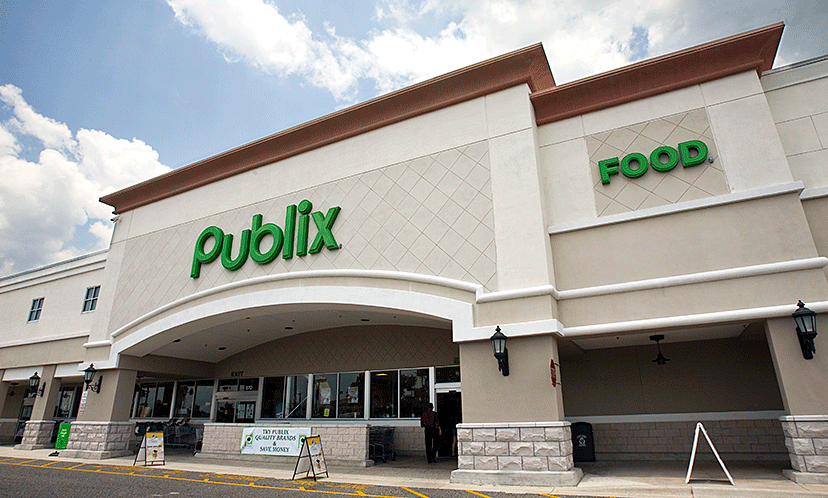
[3, 22, 828, 486]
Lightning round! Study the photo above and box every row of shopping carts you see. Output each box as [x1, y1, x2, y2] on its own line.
[368, 426, 395, 463]
[133, 418, 203, 453]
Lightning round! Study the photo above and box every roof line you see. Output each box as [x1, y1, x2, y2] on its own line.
[101, 43, 554, 214]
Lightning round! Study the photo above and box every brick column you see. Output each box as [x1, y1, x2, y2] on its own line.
[451, 421, 583, 486]
[17, 420, 56, 449]
[780, 416, 828, 484]
[61, 421, 135, 459]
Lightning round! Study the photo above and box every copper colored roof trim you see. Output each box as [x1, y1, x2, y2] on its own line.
[530, 22, 784, 125]
[101, 44, 554, 214]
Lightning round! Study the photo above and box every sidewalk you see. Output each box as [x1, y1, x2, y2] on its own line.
[1, 446, 827, 498]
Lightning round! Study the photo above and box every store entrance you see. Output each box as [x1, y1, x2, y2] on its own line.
[436, 391, 461, 458]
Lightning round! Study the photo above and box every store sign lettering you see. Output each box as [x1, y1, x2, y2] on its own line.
[598, 140, 708, 185]
[191, 200, 340, 278]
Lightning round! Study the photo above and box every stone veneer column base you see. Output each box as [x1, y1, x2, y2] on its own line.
[15, 420, 56, 450]
[451, 469, 583, 487]
[780, 415, 828, 483]
[451, 421, 582, 487]
[58, 421, 135, 459]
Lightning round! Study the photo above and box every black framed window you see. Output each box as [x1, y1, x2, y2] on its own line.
[28, 297, 44, 322]
[82, 286, 100, 312]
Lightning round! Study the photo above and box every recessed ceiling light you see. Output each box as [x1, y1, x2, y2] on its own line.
[218, 347, 227, 351]
[285, 326, 293, 330]
[361, 319, 370, 322]
[173, 339, 181, 343]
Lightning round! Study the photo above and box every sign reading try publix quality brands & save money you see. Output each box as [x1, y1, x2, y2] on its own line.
[241, 427, 312, 456]
[191, 200, 340, 278]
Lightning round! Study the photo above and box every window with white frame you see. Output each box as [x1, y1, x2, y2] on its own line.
[82, 286, 100, 313]
[28, 297, 44, 322]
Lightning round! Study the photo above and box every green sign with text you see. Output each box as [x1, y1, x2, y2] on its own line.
[598, 140, 708, 185]
[191, 200, 340, 278]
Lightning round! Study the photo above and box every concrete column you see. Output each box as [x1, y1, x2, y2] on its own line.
[765, 316, 828, 483]
[61, 368, 137, 459]
[16, 364, 60, 450]
[485, 85, 557, 293]
[0, 372, 8, 417]
[455, 334, 578, 485]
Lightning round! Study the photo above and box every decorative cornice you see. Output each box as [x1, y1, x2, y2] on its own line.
[531, 23, 784, 125]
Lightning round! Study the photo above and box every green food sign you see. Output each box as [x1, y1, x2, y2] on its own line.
[598, 140, 708, 185]
[191, 200, 340, 278]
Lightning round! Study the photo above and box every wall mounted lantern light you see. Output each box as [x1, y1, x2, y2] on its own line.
[7, 382, 18, 397]
[84, 363, 103, 393]
[491, 326, 510, 376]
[650, 334, 670, 365]
[792, 300, 818, 360]
[29, 372, 45, 397]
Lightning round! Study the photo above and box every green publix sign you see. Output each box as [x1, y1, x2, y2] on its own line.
[191, 200, 340, 278]
[598, 140, 708, 185]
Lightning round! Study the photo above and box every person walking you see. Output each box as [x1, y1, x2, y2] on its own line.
[420, 402, 440, 463]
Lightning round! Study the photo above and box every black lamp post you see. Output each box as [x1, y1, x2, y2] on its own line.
[491, 326, 509, 376]
[792, 301, 818, 360]
[84, 364, 102, 393]
[29, 371, 45, 397]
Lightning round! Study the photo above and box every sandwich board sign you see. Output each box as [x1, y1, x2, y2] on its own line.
[134, 431, 165, 466]
[54, 423, 71, 449]
[685, 422, 734, 485]
[292, 435, 328, 481]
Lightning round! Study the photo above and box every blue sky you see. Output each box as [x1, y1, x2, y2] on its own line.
[1, 0, 826, 276]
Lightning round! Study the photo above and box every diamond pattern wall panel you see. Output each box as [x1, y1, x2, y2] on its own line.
[588, 108, 728, 217]
[109, 141, 496, 332]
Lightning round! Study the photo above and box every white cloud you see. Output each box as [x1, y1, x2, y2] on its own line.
[0, 85, 171, 276]
[166, 0, 824, 102]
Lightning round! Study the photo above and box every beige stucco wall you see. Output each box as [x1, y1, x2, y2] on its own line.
[763, 57, 828, 191]
[560, 335, 783, 416]
[802, 196, 828, 282]
[459, 334, 562, 423]
[538, 70, 792, 229]
[99, 136, 497, 341]
[0, 253, 104, 348]
[550, 192, 826, 327]
[764, 315, 828, 415]
[216, 325, 456, 378]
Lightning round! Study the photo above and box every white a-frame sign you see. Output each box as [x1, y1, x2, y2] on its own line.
[685, 422, 734, 485]
[292, 435, 328, 481]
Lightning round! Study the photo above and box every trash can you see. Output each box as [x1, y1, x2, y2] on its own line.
[571, 422, 595, 462]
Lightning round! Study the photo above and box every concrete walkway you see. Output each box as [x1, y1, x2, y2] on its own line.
[1, 446, 826, 498]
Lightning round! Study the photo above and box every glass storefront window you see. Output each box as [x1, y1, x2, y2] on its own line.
[154, 382, 174, 418]
[370, 371, 397, 418]
[192, 380, 214, 418]
[133, 382, 174, 418]
[312, 373, 337, 418]
[337, 372, 364, 419]
[286, 375, 308, 419]
[174, 381, 195, 417]
[436, 365, 460, 383]
[261, 377, 285, 418]
[54, 386, 81, 418]
[135, 384, 157, 418]
[400, 368, 429, 418]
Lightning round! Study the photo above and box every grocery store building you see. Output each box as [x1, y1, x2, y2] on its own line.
[1, 23, 826, 486]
